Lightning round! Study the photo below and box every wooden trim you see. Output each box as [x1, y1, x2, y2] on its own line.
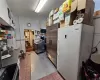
[57, 71, 65, 80]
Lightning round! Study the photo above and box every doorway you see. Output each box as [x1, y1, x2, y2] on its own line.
[24, 29, 34, 52]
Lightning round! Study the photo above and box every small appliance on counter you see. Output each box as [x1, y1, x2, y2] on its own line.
[0, 40, 12, 60]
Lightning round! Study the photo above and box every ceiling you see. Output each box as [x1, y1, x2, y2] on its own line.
[6, 0, 65, 18]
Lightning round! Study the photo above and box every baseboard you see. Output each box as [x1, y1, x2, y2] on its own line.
[57, 71, 65, 80]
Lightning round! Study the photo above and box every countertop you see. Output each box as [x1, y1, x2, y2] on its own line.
[1, 49, 20, 68]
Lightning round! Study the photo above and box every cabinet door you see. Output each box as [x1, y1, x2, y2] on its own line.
[0, 0, 10, 25]
[57, 26, 82, 80]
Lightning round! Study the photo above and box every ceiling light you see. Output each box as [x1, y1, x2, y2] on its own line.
[35, 0, 47, 13]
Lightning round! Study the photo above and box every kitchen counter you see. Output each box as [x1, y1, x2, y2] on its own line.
[0, 49, 19, 80]
[1, 49, 20, 68]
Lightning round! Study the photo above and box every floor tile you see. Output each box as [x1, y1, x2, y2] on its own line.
[19, 52, 63, 80]
[40, 72, 64, 80]
[19, 53, 31, 80]
[31, 52, 56, 80]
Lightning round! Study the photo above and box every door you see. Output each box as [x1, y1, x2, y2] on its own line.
[49, 28, 58, 66]
[57, 25, 82, 80]
[46, 23, 60, 67]
[24, 29, 34, 52]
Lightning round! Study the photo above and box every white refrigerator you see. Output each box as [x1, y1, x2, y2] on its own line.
[57, 24, 94, 80]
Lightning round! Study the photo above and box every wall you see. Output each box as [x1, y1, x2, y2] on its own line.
[39, 18, 46, 29]
[14, 16, 46, 52]
[18, 16, 41, 39]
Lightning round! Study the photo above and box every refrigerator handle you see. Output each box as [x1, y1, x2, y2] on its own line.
[57, 40, 59, 56]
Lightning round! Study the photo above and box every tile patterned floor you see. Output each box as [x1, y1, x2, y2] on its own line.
[19, 53, 31, 80]
[31, 52, 57, 80]
[19, 52, 64, 80]
[40, 72, 64, 80]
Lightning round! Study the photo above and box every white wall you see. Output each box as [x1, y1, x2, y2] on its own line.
[12, 15, 20, 49]
[18, 16, 41, 39]
[39, 18, 46, 29]
[14, 15, 46, 52]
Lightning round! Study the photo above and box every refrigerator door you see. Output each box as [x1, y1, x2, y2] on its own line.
[46, 23, 60, 67]
[57, 24, 82, 80]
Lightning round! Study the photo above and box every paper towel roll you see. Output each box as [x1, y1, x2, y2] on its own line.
[77, 18, 84, 23]
[73, 20, 78, 25]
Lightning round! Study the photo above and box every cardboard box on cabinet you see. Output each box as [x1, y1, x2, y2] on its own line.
[71, 0, 95, 26]
[64, 10, 77, 26]
[59, 0, 77, 26]
[65, 14, 71, 26]
[49, 10, 54, 18]
[65, 0, 77, 26]
[53, 8, 60, 24]
[59, 5, 65, 21]
[46, 19, 49, 27]
[48, 16, 53, 26]
[60, 20, 65, 28]
[71, 0, 94, 12]
[78, 0, 94, 26]
[53, 18, 60, 24]
[53, 12, 59, 21]
[71, 0, 77, 12]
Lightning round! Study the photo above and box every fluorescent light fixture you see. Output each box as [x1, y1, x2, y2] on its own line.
[35, 0, 47, 13]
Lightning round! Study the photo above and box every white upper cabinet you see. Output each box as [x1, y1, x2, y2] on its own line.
[0, 0, 10, 26]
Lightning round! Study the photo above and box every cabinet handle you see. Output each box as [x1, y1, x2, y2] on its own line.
[57, 40, 59, 56]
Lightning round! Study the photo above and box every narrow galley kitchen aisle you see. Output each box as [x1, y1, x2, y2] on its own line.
[31, 52, 57, 80]
[19, 52, 64, 80]
[5, 0, 100, 80]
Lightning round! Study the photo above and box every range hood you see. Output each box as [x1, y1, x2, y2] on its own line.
[0, 17, 14, 31]
[0, 25, 14, 31]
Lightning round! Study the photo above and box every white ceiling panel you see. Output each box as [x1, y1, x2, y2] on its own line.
[6, 0, 65, 18]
